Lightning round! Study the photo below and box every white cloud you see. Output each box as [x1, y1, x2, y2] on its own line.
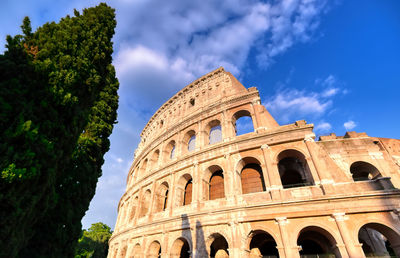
[315, 122, 332, 133]
[265, 89, 332, 123]
[322, 87, 340, 97]
[344, 120, 357, 130]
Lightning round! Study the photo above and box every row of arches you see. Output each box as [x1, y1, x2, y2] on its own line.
[134, 110, 256, 179]
[119, 154, 383, 228]
[112, 222, 400, 257]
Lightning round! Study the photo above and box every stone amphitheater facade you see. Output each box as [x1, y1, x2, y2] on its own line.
[108, 67, 400, 258]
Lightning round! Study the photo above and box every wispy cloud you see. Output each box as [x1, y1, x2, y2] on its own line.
[315, 121, 332, 133]
[265, 88, 332, 123]
[344, 120, 357, 130]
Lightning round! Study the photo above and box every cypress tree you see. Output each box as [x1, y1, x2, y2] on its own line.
[0, 3, 119, 257]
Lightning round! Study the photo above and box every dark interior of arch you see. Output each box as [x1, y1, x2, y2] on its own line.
[180, 239, 190, 258]
[183, 179, 192, 205]
[350, 161, 381, 181]
[209, 170, 225, 200]
[278, 157, 312, 188]
[358, 225, 397, 257]
[163, 189, 168, 210]
[297, 230, 335, 257]
[241, 163, 266, 194]
[210, 234, 229, 257]
[250, 232, 279, 257]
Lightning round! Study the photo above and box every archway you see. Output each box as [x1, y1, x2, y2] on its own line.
[350, 161, 382, 181]
[249, 230, 279, 258]
[277, 150, 314, 189]
[176, 174, 193, 206]
[155, 182, 169, 213]
[233, 110, 254, 136]
[209, 233, 229, 258]
[210, 170, 225, 200]
[170, 237, 191, 258]
[239, 157, 266, 194]
[148, 241, 161, 258]
[184, 130, 196, 153]
[132, 244, 141, 258]
[358, 223, 400, 257]
[139, 189, 151, 217]
[208, 120, 222, 145]
[297, 226, 340, 257]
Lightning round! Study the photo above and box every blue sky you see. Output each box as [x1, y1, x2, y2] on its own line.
[1, 0, 399, 230]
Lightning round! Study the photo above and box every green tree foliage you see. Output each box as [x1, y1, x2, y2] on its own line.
[75, 222, 113, 258]
[0, 3, 119, 257]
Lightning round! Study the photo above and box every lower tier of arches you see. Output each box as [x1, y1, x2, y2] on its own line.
[108, 211, 400, 258]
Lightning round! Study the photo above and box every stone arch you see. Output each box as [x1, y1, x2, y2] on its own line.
[247, 229, 280, 257]
[154, 181, 169, 213]
[296, 226, 342, 257]
[206, 233, 230, 258]
[150, 149, 160, 170]
[206, 119, 222, 145]
[165, 140, 176, 160]
[183, 130, 196, 153]
[232, 109, 254, 136]
[237, 157, 266, 194]
[277, 149, 314, 188]
[204, 165, 225, 200]
[132, 243, 142, 258]
[176, 173, 193, 206]
[350, 161, 382, 181]
[357, 222, 400, 257]
[120, 244, 128, 258]
[129, 196, 139, 222]
[139, 189, 151, 217]
[140, 158, 148, 176]
[170, 237, 191, 258]
[147, 240, 161, 258]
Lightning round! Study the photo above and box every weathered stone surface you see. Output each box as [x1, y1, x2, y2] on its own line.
[108, 68, 400, 258]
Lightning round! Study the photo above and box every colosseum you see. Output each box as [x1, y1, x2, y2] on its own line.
[108, 67, 400, 258]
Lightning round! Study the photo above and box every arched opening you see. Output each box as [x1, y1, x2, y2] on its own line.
[297, 226, 340, 258]
[209, 233, 229, 258]
[139, 189, 151, 217]
[183, 130, 196, 153]
[166, 140, 176, 160]
[120, 245, 128, 258]
[176, 174, 193, 207]
[249, 230, 279, 257]
[239, 157, 266, 194]
[170, 237, 191, 258]
[129, 196, 138, 222]
[150, 150, 160, 170]
[155, 182, 169, 213]
[209, 169, 225, 200]
[350, 161, 382, 181]
[207, 120, 222, 145]
[140, 158, 148, 175]
[358, 223, 400, 257]
[277, 150, 314, 189]
[183, 179, 193, 206]
[233, 110, 254, 136]
[132, 244, 141, 258]
[148, 241, 161, 258]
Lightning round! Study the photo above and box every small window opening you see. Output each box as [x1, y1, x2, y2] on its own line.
[190, 98, 195, 106]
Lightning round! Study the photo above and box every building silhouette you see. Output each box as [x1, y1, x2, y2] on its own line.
[108, 68, 400, 258]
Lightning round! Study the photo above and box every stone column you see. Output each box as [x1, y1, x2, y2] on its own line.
[224, 153, 236, 204]
[332, 213, 365, 258]
[222, 110, 235, 140]
[304, 135, 335, 194]
[192, 161, 200, 210]
[275, 217, 299, 258]
[261, 145, 282, 201]
[249, 102, 259, 132]
[168, 173, 177, 216]
[229, 220, 241, 258]
[148, 180, 157, 221]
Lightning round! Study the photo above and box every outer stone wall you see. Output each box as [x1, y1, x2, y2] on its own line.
[108, 68, 400, 258]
